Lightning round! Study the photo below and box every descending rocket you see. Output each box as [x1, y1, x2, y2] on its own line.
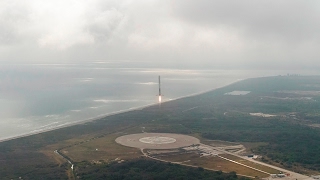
[158, 76, 162, 103]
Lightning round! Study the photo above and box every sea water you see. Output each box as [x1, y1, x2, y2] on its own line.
[0, 62, 318, 141]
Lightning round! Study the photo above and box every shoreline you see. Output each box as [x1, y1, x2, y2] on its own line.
[0, 79, 242, 144]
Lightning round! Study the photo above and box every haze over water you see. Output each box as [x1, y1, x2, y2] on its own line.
[1, 62, 319, 141]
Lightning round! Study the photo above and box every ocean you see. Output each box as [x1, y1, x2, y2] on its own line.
[0, 62, 318, 141]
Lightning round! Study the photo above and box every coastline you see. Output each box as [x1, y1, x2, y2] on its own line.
[0, 79, 242, 144]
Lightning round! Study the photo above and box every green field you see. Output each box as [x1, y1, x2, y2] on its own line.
[1, 76, 320, 179]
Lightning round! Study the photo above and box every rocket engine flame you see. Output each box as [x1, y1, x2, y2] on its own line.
[158, 76, 162, 103]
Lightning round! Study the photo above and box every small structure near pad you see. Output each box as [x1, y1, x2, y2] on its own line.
[115, 133, 200, 149]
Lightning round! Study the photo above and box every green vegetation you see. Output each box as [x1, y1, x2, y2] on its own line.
[149, 76, 320, 172]
[1, 75, 320, 178]
[76, 159, 248, 180]
[0, 111, 158, 179]
[0, 151, 68, 180]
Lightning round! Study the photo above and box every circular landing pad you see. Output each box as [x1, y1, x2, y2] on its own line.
[115, 133, 200, 149]
[139, 136, 176, 144]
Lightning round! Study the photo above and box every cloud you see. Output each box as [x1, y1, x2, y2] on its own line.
[0, 0, 129, 50]
[0, 1, 31, 45]
[0, 0, 320, 70]
[86, 8, 127, 43]
[172, 0, 320, 43]
[33, 0, 129, 49]
[164, 0, 320, 69]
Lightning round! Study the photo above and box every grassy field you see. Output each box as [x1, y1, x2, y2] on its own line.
[63, 133, 142, 163]
[156, 152, 268, 178]
[151, 150, 276, 178]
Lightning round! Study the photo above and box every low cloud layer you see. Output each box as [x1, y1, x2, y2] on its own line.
[1, 0, 320, 70]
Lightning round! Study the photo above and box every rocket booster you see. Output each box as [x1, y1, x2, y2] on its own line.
[158, 76, 161, 96]
[158, 76, 162, 103]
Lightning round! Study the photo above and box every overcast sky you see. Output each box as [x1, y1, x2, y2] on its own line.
[1, 0, 320, 70]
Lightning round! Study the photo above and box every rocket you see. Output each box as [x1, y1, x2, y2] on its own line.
[158, 76, 162, 103]
[158, 76, 161, 96]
